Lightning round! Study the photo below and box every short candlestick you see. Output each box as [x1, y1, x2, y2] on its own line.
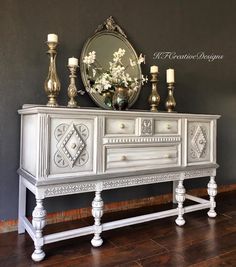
[148, 72, 160, 112]
[165, 82, 176, 112]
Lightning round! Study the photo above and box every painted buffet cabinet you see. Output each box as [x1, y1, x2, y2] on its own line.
[18, 105, 220, 261]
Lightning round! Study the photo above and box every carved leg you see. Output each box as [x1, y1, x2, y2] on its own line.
[18, 176, 26, 234]
[175, 180, 186, 226]
[31, 198, 46, 262]
[91, 190, 104, 247]
[207, 176, 217, 218]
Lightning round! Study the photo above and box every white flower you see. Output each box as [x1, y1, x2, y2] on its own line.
[84, 48, 146, 94]
[83, 51, 96, 66]
[138, 53, 145, 64]
[113, 48, 126, 63]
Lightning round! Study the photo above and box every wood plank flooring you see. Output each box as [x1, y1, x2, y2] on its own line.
[1, 190, 236, 267]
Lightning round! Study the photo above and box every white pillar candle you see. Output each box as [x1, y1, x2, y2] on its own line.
[47, 33, 58, 43]
[166, 68, 175, 83]
[150, 65, 158, 73]
[68, 57, 78, 67]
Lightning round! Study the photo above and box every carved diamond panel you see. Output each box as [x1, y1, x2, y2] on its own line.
[57, 123, 86, 168]
[191, 126, 207, 158]
[188, 122, 210, 163]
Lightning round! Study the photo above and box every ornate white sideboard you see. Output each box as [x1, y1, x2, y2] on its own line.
[18, 105, 220, 262]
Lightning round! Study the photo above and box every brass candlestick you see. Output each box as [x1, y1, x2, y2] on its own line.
[44, 41, 61, 107]
[165, 82, 176, 112]
[148, 72, 160, 112]
[67, 65, 79, 108]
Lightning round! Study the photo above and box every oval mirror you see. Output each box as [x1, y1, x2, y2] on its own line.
[80, 16, 142, 109]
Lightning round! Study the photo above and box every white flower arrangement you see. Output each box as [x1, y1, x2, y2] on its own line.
[83, 48, 147, 94]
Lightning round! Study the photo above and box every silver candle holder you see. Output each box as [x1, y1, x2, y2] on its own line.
[148, 71, 160, 112]
[44, 37, 61, 107]
[67, 64, 79, 108]
[165, 82, 176, 112]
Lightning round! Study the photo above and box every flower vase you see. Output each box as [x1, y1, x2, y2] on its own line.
[102, 91, 113, 108]
[112, 87, 129, 110]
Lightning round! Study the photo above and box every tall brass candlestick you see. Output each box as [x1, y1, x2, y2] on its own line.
[148, 72, 160, 112]
[67, 65, 79, 108]
[165, 82, 176, 112]
[44, 40, 61, 107]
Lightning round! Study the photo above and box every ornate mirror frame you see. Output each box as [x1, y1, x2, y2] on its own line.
[80, 16, 142, 109]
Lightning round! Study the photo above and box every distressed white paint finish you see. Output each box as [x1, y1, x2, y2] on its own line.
[105, 145, 179, 172]
[154, 119, 179, 134]
[31, 199, 46, 262]
[207, 176, 218, 217]
[175, 179, 186, 226]
[105, 117, 137, 135]
[21, 114, 38, 176]
[18, 106, 220, 261]
[91, 187, 104, 247]
[18, 176, 26, 234]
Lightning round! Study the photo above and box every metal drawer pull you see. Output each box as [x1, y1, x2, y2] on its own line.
[71, 143, 77, 149]
[120, 123, 125, 129]
[167, 124, 172, 130]
[121, 155, 127, 161]
[164, 154, 172, 159]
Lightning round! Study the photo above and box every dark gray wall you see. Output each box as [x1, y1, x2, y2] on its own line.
[0, 0, 235, 220]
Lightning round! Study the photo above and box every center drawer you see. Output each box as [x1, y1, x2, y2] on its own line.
[104, 145, 180, 172]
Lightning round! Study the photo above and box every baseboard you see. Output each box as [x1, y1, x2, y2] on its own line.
[1, 183, 236, 233]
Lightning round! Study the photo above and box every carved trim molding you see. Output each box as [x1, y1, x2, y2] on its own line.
[102, 172, 180, 190]
[38, 114, 49, 177]
[45, 183, 96, 197]
[103, 136, 181, 144]
[184, 168, 216, 179]
[43, 168, 215, 197]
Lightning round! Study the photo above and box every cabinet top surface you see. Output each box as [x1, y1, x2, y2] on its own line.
[18, 104, 221, 119]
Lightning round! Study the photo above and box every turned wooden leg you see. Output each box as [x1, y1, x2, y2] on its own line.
[31, 198, 46, 262]
[91, 190, 104, 247]
[18, 176, 26, 234]
[207, 176, 217, 218]
[175, 179, 186, 226]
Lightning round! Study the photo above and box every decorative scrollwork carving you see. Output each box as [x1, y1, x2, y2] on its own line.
[141, 119, 153, 135]
[43, 168, 215, 197]
[75, 149, 89, 167]
[76, 124, 89, 140]
[54, 124, 69, 141]
[95, 16, 127, 38]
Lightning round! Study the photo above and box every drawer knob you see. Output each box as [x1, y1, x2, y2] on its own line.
[71, 143, 77, 149]
[121, 155, 127, 161]
[164, 154, 171, 159]
[167, 124, 172, 130]
[120, 123, 125, 129]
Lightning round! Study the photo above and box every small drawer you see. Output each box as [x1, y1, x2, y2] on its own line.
[105, 117, 136, 135]
[154, 120, 179, 134]
[105, 145, 179, 172]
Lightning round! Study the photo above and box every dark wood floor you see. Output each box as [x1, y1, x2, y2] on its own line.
[1, 190, 236, 267]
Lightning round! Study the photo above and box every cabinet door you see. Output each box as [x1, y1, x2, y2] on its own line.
[49, 116, 96, 177]
[187, 120, 214, 165]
